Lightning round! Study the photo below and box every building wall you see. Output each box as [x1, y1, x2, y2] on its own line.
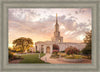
[58, 43, 86, 51]
[35, 42, 53, 54]
[43, 45, 53, 54]
[35, 42, 86, 54]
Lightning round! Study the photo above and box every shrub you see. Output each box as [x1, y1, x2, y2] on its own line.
[36, 51, 40, 53]
[53, 44, 59, 50]
[9, 51, 22, 61]
[9, 51, 13, 59]
[53, 50, 59, 55]
[60, 51, 65, 53]
[65, 46, 80, 55]
[82, 47, 91, 55]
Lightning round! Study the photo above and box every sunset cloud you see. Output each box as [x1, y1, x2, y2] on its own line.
[8, 8, 92, 44]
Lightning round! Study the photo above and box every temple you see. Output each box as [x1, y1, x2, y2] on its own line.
[35, 14, 86, 54]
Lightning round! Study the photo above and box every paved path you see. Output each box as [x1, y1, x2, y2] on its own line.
[41, 54, 91, 64]
[41, 53, 51, 62]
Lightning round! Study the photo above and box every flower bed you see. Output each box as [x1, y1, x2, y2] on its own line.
[64, 55, 83, 62]
[58, 52, 66, 57]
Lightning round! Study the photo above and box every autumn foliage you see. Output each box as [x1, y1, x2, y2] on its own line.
[53, 44, 59, 54]
[53, 44, 59, 50]
[13, 37, 33, 52]
[65, 46, 80, 55]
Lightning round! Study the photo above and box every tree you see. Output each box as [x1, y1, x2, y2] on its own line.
[82, 30, 92, 58]
[8, 47, 12, 51]
[84, 30, 92, 44]
[65, 46, 80, 55]
[12, 37, 33, 52]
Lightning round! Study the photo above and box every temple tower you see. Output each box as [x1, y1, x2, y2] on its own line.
[52, 14, 63, 43]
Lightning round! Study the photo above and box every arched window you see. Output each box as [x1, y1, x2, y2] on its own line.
[46, 46, 50, 53]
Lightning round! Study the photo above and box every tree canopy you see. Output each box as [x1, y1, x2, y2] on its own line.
[84, 30, 92, 44]
[65, 46, 80, 55]
[12, 37, 33, 52]
[82, 30, 92, 57]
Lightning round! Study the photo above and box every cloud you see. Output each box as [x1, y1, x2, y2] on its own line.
[8, 8, 40, 22]
[8, 8, 91, 43]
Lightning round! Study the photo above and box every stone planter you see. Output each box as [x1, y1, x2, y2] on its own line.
[63, 58, 83, 62]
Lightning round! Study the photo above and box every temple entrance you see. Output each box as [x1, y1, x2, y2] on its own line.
[53, 44, 59, 53]
[46, 46, 50, 53]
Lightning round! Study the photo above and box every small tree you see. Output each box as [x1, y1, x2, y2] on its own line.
[65, 46, 80, 55]
[13, 37, 33, 52]
[82, 30, 92, 59]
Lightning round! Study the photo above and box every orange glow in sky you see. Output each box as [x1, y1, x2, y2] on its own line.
[8, 8, 92, 46]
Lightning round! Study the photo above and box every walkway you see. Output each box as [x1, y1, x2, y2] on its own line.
[41, 53, 51, 62]
[40, 54, 91, 64]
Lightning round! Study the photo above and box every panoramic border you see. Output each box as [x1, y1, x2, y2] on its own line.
[0, 0, 100, 72]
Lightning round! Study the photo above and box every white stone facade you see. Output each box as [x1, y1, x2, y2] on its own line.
[35, 14, 86, 54]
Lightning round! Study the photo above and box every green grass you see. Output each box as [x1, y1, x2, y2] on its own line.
[17, 53, 48, 63]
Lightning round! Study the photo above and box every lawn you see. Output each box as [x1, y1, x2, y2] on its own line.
[17, 53, 48, 63]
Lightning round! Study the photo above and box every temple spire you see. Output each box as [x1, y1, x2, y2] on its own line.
[55, 13, 59, 32]
[56, 13, 58, 24]
[52, 13, 63, 43]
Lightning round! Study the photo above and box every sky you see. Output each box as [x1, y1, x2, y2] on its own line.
[8, 8, 92, 47]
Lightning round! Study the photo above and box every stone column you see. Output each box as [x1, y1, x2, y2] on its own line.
[50, 45, 53, 54]
[44, 45, 46, 54]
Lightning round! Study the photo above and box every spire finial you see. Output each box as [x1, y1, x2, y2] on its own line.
[56, 13, 58, 24]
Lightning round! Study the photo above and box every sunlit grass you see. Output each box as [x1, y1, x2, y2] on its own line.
[17, 53, 49, 63]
